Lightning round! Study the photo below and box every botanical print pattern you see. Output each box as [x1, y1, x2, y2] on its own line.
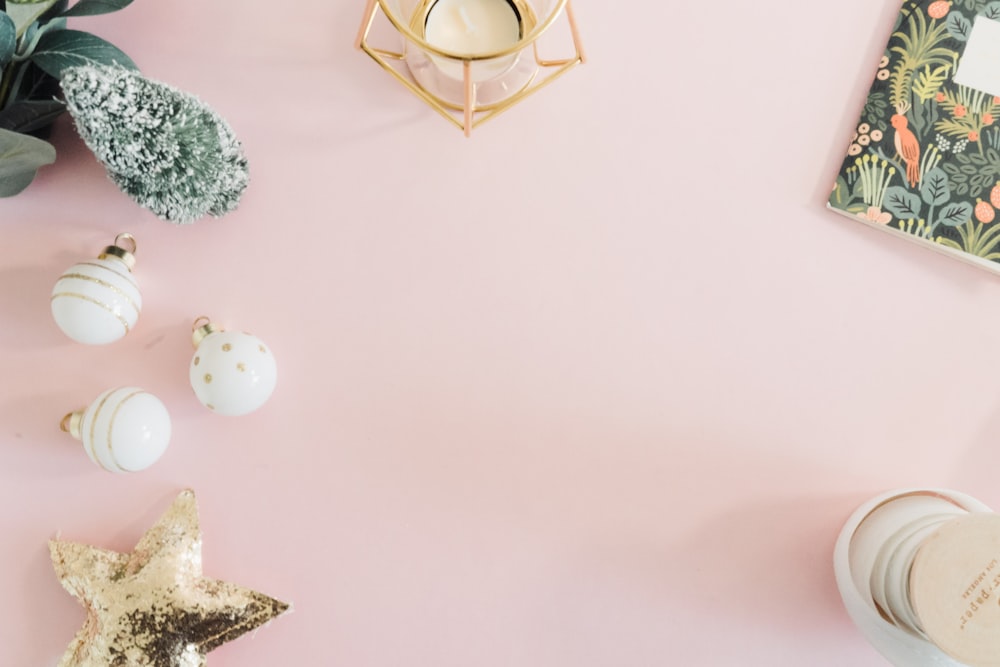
[829, 0, 1000, 265]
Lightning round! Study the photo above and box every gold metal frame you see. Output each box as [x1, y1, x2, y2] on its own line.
[356, 0, 585, 137]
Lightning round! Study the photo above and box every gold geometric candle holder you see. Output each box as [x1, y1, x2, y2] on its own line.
[356, 0, 585, 137]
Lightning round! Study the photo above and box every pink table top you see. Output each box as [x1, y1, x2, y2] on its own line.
[2, 1, 994, 665]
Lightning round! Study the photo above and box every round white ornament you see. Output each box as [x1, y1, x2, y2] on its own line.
[189, 318, 277, 416]
[51, 233, 141, 345]
[61, 386, 171, 473]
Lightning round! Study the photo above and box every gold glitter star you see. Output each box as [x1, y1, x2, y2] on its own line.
[50, 490, 288, 667]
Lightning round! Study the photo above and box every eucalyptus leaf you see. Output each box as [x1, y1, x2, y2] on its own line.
[0, 99, 66, 132]
[61, 0, 133, 17]
[0, 13, 15, 66]
[37, 0, 67, 23]
[0, 126, 55, 196]
[5, 0, 60, 38]
[31, 29, 136, 78]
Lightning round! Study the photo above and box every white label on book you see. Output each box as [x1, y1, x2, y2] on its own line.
[954, 16, 1000, 97]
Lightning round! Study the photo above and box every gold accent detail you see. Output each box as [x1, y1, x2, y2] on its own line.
[76, 261, 131, 284]
[51, 292, 130, 333]
[98, 233, 137, 271]
[87, 390, 116, 468]
[114, 232, 137, 253]
[236, 363, 246, 372]
[193, 356, 200, 366]
[204, 374, 213, 384]
[206, 404, 215, 411]
[54, 273, 139, 315]
[192, 317, 222, 348]
[106, 389, 144, 473]
[222, 343, 232, 352]
[258, 345, 267, 354]
[60, 411, 84, 439]
[357, 0, 585, 136]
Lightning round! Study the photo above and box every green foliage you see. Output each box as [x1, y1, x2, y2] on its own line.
[0, 13, 14, 66]
[863, 91, 890, 130]
[889, 8, 956, 109]
[31, 28, 135, 77]
[941, 148, 1000, 197]
[937, 201, 974, 226]
[0, 0, 135, 196]
[913, 64, 949, 102]
[0, 98, 65, 131]
[921, 167, 950, 205]
[0, 125, 53, 195]
[939, 219, 1000, 259]
[946, 12, 972, 41]
[885, 186, 922, 219]
[60, 0, 132, 17]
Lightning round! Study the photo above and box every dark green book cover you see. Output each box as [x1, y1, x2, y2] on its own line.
[829, 0, 1000, 272]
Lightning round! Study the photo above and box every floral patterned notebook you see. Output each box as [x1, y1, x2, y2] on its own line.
[828, 0, 1000, 272]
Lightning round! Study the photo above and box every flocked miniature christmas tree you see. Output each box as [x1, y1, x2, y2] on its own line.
[61, 64, 249, 224]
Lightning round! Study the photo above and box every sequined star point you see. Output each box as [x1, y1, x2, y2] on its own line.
[50, 490, 288, 667]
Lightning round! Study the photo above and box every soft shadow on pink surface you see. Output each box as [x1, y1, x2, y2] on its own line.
[508, 494, 878, 665]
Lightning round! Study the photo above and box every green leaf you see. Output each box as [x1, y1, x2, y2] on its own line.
[30, 28, 136, 78]
[61, 0, 132, 16]
[0, 99, 66, 132]
[0, 12, 14, 66]
[984, 2, 1000, 19]
[5, 0, 59, 38]
[938, 201, 974, 227]
[0, 126, 55, 196]
[884, 185, 923, 219]
[947, 12, 972, 41]
[921, 168, 951, 205]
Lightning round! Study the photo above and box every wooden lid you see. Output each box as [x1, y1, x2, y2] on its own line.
[911, 513, 1000, 666]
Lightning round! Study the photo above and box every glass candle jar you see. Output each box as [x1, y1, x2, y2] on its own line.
[357, 0, 584, 135]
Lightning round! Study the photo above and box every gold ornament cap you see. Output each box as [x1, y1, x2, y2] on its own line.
[60, 410, 84, 440]
[192, 316, 223, 347]
[910, 513, 1000, 666]
[98, 233, 137, 271]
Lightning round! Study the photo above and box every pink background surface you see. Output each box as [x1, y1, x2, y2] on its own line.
[3, 1, 998, 665]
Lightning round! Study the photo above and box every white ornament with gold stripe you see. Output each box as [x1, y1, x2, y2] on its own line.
[189, 317, 277, 416]
[61, 387, 171, 473]
[51, 233, 141, 345]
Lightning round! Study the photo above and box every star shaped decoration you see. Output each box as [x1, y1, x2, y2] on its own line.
[49, 490, 288, 667]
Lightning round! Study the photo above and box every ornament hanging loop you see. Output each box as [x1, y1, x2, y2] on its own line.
[191, 316, 221, 347]
[99, 232, 137, 271]
[113, 233, 137, 254]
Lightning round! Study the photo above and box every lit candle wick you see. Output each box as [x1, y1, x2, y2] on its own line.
[457, 6, 475, 33]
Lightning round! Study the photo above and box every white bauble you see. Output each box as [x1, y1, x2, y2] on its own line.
[64, 387, 171, 473]
[51, 235, 141, 345]
[190, 327, 277, 416]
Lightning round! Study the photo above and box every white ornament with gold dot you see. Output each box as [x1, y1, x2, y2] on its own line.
[51, 233, 141, 345]
[189, 317, 277, 416]
[61, 387, 172, 473]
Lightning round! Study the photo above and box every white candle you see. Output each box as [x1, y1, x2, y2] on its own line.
[423, 0, 522, 81]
